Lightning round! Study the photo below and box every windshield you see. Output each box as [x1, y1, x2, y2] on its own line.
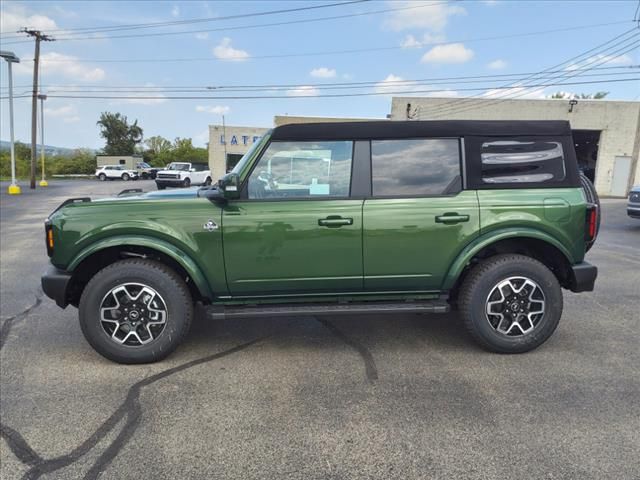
[167, 163, 190, 171]
[231, 132, 271, 175]
[139, 162, 151, 168]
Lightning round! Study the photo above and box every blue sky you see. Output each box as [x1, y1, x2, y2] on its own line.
[1, 0, 638, 149]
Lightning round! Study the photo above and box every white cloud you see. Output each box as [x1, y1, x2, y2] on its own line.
[401, 32, 446, 48]
[123, 83, 167, 105]
[482, 84, 545, 99]
[286, 86, 319, 97]
[374, 74, 406, 95]
[374, 74, 459, 97]
[487, 59, 507, 70]
[421, 43, 474, 64]
[195, 32, 209, 40]
[171, 5, 180, 17]
[385, 1, 466, 32]
[0, 7, 58, 33]
[213, 37, 250, 61]
[310, 67, 336, 78]
[195, 105, 230, 115]
[63, 116, 81, 123]
[482, 0, 499, 5]
[44, 104, 75, 117]
[15, 52, 106, 81]
[566, 53, 633, 71]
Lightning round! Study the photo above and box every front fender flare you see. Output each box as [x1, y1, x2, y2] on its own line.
[67, 235, 213, 300]
[442, 228, 575, 290]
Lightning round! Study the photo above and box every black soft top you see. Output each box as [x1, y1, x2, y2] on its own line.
[270, 120, 572, 141]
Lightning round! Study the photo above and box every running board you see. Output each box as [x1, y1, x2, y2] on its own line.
[206, 300, 449, 320]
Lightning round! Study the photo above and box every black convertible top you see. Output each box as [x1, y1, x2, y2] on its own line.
[270, 120, 572, 141]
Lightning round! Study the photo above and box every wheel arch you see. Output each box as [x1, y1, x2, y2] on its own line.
[66, 236, 213, 306]
[444, 229, 575, 297]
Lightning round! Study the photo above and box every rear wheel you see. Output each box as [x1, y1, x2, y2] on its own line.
[579, 172, 600, 251]
[79, 259, 193, 364]
[204, 177, 212, 186]
[122, 173, 130, 181]
[459, 254, 562, 353]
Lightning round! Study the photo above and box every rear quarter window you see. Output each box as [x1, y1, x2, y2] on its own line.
[481, 139, 565, 184]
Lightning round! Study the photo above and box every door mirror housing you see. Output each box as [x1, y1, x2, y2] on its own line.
[218, 172, 241, 199]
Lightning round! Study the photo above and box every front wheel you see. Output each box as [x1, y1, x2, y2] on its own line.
[98, 173, 107, 181]
[458, 254, 562, 353]
[79, 259, 193, 364]
[182, 177, 191, 188]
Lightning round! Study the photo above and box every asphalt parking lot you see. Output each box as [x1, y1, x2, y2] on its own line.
[1, 179, 639, 480]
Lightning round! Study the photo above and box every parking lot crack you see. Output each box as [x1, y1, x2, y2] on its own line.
[316, 317, 378, 384]
[0, 293, 42, 351]
[1, 335, 269, 480]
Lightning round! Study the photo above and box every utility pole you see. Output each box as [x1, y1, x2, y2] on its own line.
[20, 29, 54, 189]
[38, 94, 48, 187]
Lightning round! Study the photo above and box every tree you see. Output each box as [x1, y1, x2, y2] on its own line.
[144, 135, 172, 155]
[550, 91, 609, 99]
[96, 112, 143, 155]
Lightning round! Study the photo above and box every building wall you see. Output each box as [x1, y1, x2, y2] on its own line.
[208, 125, 269, 179]
[390, 97, 640, 195]
[96, 155, 142, 169]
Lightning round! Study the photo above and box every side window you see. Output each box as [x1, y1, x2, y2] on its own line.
[371, 138, 461, 196]
[481, 139, 565, 184]
[247, 141, 353, 199]
[119, 159, 126, 165]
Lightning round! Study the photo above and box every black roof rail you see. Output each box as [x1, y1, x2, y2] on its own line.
[49, 197, 91, 217]
[117, 188, 144, 197]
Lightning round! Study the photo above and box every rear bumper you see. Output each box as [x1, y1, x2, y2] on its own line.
[569, 261, 598, 293]
[41, 266, 72, 308]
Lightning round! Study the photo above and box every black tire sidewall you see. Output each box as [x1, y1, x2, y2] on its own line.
[462, 256, 563, 353]
[122, 173, 130, 181]
[99, 174, 106, 181]
[183, 178, 191, 188]
[79, 260, 192, 363]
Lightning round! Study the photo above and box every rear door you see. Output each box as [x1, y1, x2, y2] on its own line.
[222, 140, 364, 295]
[363, 138, 480, 291]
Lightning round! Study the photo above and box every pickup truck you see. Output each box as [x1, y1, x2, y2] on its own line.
[42, 120, 598, 363]
[155, 162, 212, 189]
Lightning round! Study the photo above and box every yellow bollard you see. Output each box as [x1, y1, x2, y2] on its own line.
[39, 179, 48, 187]
[8, 184, 21, 195]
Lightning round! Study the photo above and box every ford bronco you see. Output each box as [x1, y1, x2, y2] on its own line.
[155, 162, 212, 189]
[42, 120, 598, 363]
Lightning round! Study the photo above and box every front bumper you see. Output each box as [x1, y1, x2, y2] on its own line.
[41, 266, 72, 308]
[156, 178, 184, 186]
[627, 204, 640, 218]
[568, 261, 598, 293]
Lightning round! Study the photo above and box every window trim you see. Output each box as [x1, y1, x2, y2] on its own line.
[239, 139, 357, 202]
[369, 137, 464, 199]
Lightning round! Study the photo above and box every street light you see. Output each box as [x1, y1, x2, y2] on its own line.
[37, 94, 48, 187]
[1, 50, 21, 195]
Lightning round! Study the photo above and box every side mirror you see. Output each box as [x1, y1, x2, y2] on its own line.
[218, 172, 241, 200]
[190, 168, 196, 172]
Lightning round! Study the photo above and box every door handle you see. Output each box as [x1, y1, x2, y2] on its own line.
[435, 213, 470, 224]
[318, 216, 353, 227]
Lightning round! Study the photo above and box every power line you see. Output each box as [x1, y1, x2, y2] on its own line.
[0, 0, 369, 38]
[12, 19, 631, 63]
[2, 77, 636, 101]
[32, 70, 640, 95]
[423, 27, 639, 118]
[0, 1, 451, 44]
[423, 41, 640, 119]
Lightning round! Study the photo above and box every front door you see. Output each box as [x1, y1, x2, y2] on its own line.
[362, 138, 480, 291]
[223, 140, 363, 295]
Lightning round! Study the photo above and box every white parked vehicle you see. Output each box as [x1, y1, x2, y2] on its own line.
[155, 162, 212, 189]
[95, 165, 139, 181]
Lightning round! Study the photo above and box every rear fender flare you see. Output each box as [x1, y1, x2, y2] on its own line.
[442, 228, 574, 290]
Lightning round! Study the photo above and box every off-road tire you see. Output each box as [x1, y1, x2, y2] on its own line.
[458, 254, 562, 354]
[579, 172, 600, 252]
[98, 173, 107, 181]
[156, 183, 166, 190]
[79, 259, 193, 364]
[122, 173, 130, 181]
[183, 177, 191, 188]
[204, 177, 212, 186]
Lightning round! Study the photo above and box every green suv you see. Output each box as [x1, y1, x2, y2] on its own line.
[42, 120, 598, 363]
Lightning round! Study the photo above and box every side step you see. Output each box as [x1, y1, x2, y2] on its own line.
[206, 300, 450, 320]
